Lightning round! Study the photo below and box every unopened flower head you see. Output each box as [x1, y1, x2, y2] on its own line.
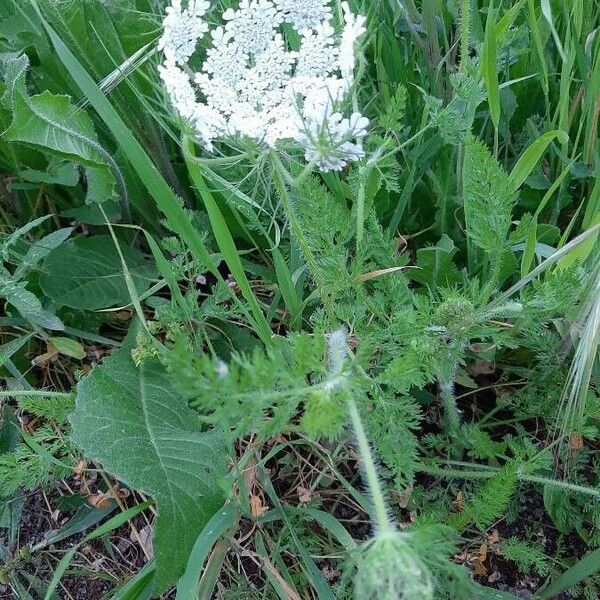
[158, 0, 368, 171]
[355, 531, 434, 600]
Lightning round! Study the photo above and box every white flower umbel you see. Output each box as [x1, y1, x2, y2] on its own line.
[158, 0, 368, 171]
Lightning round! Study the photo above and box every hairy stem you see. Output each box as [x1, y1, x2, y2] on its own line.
[439, 377, 461, 434]
[459, 0, 471, 72]
[347, 395, 395, 535]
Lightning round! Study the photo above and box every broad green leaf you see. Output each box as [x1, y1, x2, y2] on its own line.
[70, 333, 229, 591]
[48, 337, 86, 360]
[1, 54, 115, 204]
[463, 136, 516, 253]
[411, 234, 462, 289]
[39, 235, 156, 310]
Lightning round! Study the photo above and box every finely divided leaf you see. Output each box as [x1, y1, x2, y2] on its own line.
[70, 337, 229, 591]
[463, 136, 516, 253]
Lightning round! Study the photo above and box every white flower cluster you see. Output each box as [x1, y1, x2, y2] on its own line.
[158, 0, 368, 172]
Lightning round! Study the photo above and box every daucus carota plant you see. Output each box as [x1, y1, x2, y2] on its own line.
[158, 0, 368, 171]
[3, 0, 600, 597]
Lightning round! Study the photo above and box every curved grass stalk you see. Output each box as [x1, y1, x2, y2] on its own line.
[555, 255, 600, 448]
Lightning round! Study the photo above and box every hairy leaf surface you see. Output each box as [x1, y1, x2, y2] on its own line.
[70, 336, 229, 590]
[463, 136, 516, 253]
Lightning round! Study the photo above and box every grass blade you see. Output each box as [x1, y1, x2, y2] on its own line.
[44, 502, 150, 600]
[176, 503, 239, 600]
[536, 547, 600, 599]
[183, 137, 271, 343]
[509, 130, 569, 190]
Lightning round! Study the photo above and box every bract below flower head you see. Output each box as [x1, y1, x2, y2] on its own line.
[158, 0, 369, 171]
[298, 111, 368, 172]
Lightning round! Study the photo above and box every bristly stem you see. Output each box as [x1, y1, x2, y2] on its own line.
[327, 328, 395, 535]
[346, 396, 395, 535]
[439, 377, 461, 434]
[459, 0, 471, 73]
[438, 352, 463, 436]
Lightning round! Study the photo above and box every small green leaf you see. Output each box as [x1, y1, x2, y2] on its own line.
[48, 337, 86, 360]
[0, 276, 64, 330]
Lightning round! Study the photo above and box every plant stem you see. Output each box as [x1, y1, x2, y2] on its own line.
[0, 390, 72, 399]
[420, 462, 600, 498]
[356, 166, 366, 246]
[439, 378, 461, 434]
[271, 154, 336, 320]
[346, 396, 394, 535]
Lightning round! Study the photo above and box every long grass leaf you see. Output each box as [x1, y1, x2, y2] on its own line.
[509, 130, 568, 190]
[536, 547, 600, 599]
[176, 503, 239, 600]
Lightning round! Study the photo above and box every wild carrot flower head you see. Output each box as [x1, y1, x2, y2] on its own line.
[355, 531, 434, 600]
[158, 0, 368, 171]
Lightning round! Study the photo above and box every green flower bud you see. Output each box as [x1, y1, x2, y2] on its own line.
[355, 531, 433, 600]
